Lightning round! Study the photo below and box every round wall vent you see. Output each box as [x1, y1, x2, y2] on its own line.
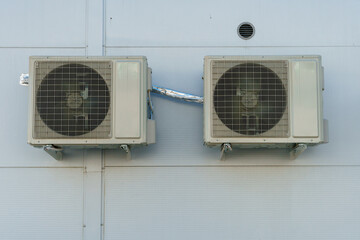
[237, 22, 255, 40]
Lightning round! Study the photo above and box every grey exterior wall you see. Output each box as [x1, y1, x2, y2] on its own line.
[0, 0, 359, 239]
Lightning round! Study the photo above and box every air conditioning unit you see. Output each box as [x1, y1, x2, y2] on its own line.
[203, 55, 327, 159]
[27, 56, 155, 159]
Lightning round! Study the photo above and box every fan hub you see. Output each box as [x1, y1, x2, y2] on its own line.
[66, 93, 83, 109]
[241, 92, 258, 108]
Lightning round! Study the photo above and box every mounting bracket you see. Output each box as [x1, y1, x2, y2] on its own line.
[290, 144, 307, 160]
[120, 145, 132, 160]
[43, 145, 63, 160]
[220, 143, 232, 161]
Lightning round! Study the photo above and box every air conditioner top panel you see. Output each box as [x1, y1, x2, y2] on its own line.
[204, 55, 321, 61]
[30, 56, 147, 61]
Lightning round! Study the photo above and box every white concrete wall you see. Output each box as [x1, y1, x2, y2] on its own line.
[0, 0, 359, 239]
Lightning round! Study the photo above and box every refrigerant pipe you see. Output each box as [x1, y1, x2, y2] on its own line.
[151, 85, 203, 104]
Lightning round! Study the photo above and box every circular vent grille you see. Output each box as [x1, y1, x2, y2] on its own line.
[237, 22, 255, 40]
[36, 64, 110, 136]
[213, 63, 287, 135]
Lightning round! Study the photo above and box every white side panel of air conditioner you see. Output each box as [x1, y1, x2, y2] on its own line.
[115, 61, 141, 139]
[291, 60, 319, 138]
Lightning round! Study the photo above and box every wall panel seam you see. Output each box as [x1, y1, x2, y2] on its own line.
[104, 165, 360, 168]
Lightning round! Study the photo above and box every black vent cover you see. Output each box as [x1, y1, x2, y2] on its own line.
[237, 23, 255, 40]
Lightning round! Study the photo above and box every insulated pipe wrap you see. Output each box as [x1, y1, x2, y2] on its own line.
[151, 86, 203, 104]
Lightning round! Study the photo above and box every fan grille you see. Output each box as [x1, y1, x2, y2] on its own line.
[211, 60, 288, 137]
[34, 61, 112, 139]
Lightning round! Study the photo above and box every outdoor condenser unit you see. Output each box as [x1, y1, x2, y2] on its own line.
[27, 56, 155, 159]
[203, 55, 327, 159]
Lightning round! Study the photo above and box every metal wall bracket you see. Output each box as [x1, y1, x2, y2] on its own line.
[290, 144, 307, 160]
[120, 145, 132, 160]
[220, 143, 232, 161]
[43, 145, 63, 160]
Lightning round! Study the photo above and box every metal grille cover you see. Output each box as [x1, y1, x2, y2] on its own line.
[33, 60, 112, 139]
[211, 60, 288, 137]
